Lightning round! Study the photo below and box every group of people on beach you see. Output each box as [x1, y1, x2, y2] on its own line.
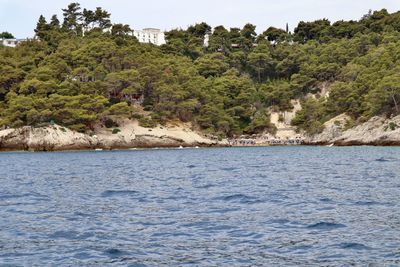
[229, 135, 304, 146]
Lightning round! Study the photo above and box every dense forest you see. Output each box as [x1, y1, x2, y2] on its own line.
[1, 3, 400, 137]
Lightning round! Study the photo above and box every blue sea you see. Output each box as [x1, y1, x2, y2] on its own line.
[0, 147, 399, 266]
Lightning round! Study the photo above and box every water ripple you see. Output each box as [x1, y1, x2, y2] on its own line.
[0, 147, 399, 266]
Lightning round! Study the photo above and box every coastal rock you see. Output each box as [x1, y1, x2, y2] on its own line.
[0, 125, 97, 151]
[333, 116, 400, 146]
[306, 113, 351, 145]
[0, 120, 220, 151]
[306, 115, 400, 146]
[95, 120, 221, 149]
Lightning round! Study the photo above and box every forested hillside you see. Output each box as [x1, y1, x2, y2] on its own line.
[1, 3, 400, 137]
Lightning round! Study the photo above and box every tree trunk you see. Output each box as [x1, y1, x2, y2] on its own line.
[392, 93, 399, 113]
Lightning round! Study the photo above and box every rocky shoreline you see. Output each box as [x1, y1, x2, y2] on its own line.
[1, 115, 400, 152]
[305, 114, 400, 146]
[0, 120, 223, 152]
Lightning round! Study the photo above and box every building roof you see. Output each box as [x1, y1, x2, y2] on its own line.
[142, 28, 161, 33]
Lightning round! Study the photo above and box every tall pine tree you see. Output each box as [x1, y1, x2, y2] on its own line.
[34, 15, 50, 40]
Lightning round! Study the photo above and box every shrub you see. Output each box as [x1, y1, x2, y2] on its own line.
[131, 113, 143, 120]
[112, 128, 121, 134]
[69, 124, 86, 133]
[105, 118, 118, 128]
[344, 118, 355, 130]
[278, 114, 285, 122]
[389, 121, 397, 131]
[139, 117, 157, 128]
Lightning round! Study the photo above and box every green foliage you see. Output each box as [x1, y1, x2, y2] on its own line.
[244, 110, 277, 135]
[261, 27, 289, 43]
[2, 3, 400, 138]
[104, 118, 118, 128]
[139, 117, 157, 128]
[292, 98, 326, 134]
[0, 32, 15, 39]
[389, 121, 397, 131]
[112, 128, 121, 134]
[195, 53, 229, 77]
[248, 44, 274, 82]
[294, 19, 331, 43]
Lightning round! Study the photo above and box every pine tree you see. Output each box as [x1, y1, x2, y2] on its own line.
[82, 8, 95, 29]
[34, 15, 50, 40]
[62, 2, 82, 34]
[50, 15, 60, 29]
[94, 7, 111, 29]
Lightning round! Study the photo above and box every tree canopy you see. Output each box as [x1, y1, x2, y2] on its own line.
[0, 32, 15, 39]
[1, 3, 400, 136]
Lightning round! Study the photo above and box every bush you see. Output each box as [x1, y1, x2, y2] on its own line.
[278, 114, 285, 122]
[131, 113, 143, 120]
[307, 121, 325, 135]
[344, 118, 355, 130]
[69, 124, 86, 133]
[291, 98, 326, 134]
[139, 117, 157, 128]
[389, 121, 397, 131]
[244, 112, 277, 135]
[105, 118, 118, 128]
[106, 102, 131, 116]
[112, 128, 121, 134]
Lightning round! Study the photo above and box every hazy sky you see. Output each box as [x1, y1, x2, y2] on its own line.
[1, 0, 399, 38]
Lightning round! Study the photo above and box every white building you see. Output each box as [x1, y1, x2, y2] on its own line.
[1, 38, 26, 48]
[204, 34, 210, 47]
[132, 28, 166, 46]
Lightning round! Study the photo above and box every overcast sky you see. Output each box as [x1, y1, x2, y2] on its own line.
[1, 0, 399, 38]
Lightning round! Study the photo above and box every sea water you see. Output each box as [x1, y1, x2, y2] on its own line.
[0, 147, 399, 266]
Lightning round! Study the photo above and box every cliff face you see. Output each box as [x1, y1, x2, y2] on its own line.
[2, 115, 400, 151]
[306, 115, 400, 146]
[0, 120, 221, 152]
[0, 126, 97, 151]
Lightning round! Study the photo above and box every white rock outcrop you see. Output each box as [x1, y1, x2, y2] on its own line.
[0, 120, 221, 151]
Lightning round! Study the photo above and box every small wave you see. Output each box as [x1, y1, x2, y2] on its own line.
[0, 192, 48, 200]
[228, 230, 262, 238]
[317, 207, 336, 211]
[187, 165, 196, 168]
[101, 190, 139, 197]
[196, 184, 215, 189]
[338, 242, 371, 250]
[307, 222, 346, 230]
[49, 230, 79, 239]
[128, 264, 148, 267]
[104, 248, 126, 258]
[375, 157, 397, 162]
[269, 219, 290, 224]
[49, 230, 94, 240]
[152, 232, 191, 238]
[222, 194, 251, 201]
[73, 211, 91, 217]
[208, 207, 240, 214]
[291, 245, 313, 251]
[215, 194, 262, 204]
[320, 198, 332, 203]
[354, 200, 382, 206]
[220, 167, 238, 171]
[73, 252, 93, 260]
[334, 163, 353, 166]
